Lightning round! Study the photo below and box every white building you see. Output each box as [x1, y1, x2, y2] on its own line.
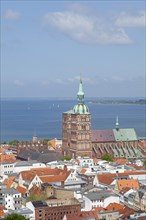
[0, 160, 46, 176]
[0, 188, 22, 211]
[14, 160, 46, 173]
[77, 157, 94, 168]
[83, 190, 120, 211]
[0, 162, 15, 176]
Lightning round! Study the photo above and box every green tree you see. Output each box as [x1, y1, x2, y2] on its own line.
[26, 192, 47, 202]
[8, 140, 19, 146]
[0, 141, 7, 144]
[61, 155, 71, 161]
[39, 138, 50, 143]
[4, 213, 28, 220]
[101, 153, 113, 162]
[143, 160, 146, 168]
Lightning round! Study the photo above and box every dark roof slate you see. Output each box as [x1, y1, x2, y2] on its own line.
[92, 130, 115, 142]
[17, 150, 63, 163]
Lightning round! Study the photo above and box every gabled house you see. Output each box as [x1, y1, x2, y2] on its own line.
[134, 189, 146, 211]
[141, 191, 146, 212]
[115, 179, 140, 192]
[93, 171, 146, 189]
[15, 167, 72, 191]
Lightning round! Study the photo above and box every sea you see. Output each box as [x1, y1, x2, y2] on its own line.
[0, 98, 145, 142]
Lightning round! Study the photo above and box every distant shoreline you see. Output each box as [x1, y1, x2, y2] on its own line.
[90, 100, 146, 105]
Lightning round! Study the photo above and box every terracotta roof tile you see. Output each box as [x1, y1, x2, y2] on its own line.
[97, 171, 146, 185]
[0, 146, 16, 162]
[80, 211, 99, 219]
[115, 158, 129, 165]
[0, 206, 5, 218]
[40, 174, 69, 183]
[80, 168, 87, 174]
[16, 186, 27, 194]
[49, 139, 56, 150]
[117, 179, 140, 191]
[105, 203, 124, 211]
[93, 158, 98, 163]
[97, 173, 115, 185]
[3, 176, 15, 188]
[93, 207, 105, 212]
[128, 164, 143, 170]
[20, 167, 70, 183]
[120, 206, 135, 219]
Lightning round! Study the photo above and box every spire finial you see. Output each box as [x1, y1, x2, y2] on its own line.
[80, 73, 82, 83]
[115, 115, 120, 130]
[77, 74, 84, 103]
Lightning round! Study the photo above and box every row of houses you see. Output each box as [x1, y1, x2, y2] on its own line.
[0, 145, 146, 219]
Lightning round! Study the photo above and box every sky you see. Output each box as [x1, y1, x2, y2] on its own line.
[1, 0, 146, 98]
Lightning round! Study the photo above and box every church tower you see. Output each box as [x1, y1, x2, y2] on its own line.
[62, 77, 92, 158]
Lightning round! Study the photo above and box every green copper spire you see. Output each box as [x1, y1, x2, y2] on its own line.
[77, 76, 84, 103]
[115, 115, 120, 130]
[72, 76, 89, 114]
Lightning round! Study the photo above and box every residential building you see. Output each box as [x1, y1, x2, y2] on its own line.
[134, 189, 146, 211]
[0, 188, 22, 211]
[83, 190, 120, 211]
[31, 198, 81, 220]
[115, 179, 140, 192]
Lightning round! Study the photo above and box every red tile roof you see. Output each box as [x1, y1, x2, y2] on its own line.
[105, 203, 124, 212]
[17, 186, 27, 194]
[80, 211, 99, 220]
[128, 164, 143, 170]
[115, 158, 129, 165]
[20, 167, 70, 184]
[120, 206, 135, 219]
[0, 206, 5, 218]
[117, 179, 140, 191]
[93, 207, 105, 212]
[80, 168, 87, 174]
[40, 174, 69, 183]
[97, 171, 146, 185]
[3, 176, 15, 188]
[0, 146, 16, 162]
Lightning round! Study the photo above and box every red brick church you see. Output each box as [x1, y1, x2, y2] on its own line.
[62, 79, 146, 159]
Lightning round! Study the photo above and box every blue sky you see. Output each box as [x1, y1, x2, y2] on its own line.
[1, 1, 145, 98]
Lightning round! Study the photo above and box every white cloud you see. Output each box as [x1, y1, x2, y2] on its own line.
[111, 76, 126, 82]
[42, 76, 97, 86]
[115, 11, 146, 27]
[14, 80, 24, 86]
[55, 78, 68, 85]
[4, 9, 21, 20]
[43, 9, 132, 45]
